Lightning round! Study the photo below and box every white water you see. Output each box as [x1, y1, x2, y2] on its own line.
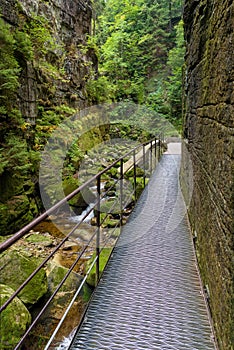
[55, 328, 77, 350]
[69, 182, 107, 224]
[69, 203, 95, 223]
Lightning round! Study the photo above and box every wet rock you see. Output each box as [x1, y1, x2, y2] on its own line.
[63, 241, 79, 250]
[71, 223, 96, 243]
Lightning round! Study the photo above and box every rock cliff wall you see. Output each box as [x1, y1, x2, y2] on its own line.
[182, 1, 234, 349]
[0, 0, 98, 235]
[1, 0, 96, 119]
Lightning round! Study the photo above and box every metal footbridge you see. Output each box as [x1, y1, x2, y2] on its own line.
[0, 139, 217, 350]
[69, 146, 216, 350]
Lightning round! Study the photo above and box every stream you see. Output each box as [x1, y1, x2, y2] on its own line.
[26, 140, 145, 349]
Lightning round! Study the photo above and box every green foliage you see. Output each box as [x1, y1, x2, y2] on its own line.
[0, 18, 20, 105]
[86, 248, 113, 287]
[86, 76, 115, 102]
[167, 20, 185, 120]
[1, 134, 36, 177]
[92, 0, 184, 127]
[34, 104, 77, 151]
[64, 141, 84, 175]
[145, 20, 185, 131]
[0, 152, 9, 175]
[25, 15, 60, 56]
[14, 30, 33, 61]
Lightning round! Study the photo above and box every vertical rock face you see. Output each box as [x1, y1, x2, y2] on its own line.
[1, 0, 96, 121]
[0, 0, 98, 234]
[182, 1, 234, 349]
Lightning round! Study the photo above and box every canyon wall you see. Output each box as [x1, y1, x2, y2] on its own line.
[1, 0, 96, 120]
[182, 0, 234, 349]
[0, 0, 98, 234]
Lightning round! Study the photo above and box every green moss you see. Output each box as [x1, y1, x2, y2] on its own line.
[0, 194, 36, 236]
[100, 199, 120, 215]
[25, 234, 52, 246]
[0, 284, 31, 350]
[86, 248, 113, 287]
[0, 251, 48, 305]
[47, 263, 82, 296]
[127, 176, 146, 200]
[100, 213, 120, 228]
[104, 179, 116, 192]
[125, 166, 145, 178]
[106, 167, 118, 178]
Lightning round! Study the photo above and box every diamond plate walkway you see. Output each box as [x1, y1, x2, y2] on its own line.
[70, 147, 217, 350]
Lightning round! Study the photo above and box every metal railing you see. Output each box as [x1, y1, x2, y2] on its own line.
[0, 135, 163, 350]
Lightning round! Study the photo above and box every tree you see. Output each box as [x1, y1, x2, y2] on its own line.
[94, 0, 183, 99]
[166, 20, 185, 122]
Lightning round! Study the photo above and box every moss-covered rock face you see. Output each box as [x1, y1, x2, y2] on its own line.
[0, 284, 31, 350]
[0, 195, 37, 236]
[182, 1, 234, 349]
[0, 251, 48, 305]
[0, 0, 97, 236]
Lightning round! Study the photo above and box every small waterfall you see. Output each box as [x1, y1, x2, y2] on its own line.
[69, 203, 95, 223]
[55, 328, 77, 350]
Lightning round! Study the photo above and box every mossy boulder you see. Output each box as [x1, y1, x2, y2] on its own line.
[127, 177, 145, 201]
[86, 248, 112, 287]
[47, 263, 82, 295]
[125, 166, 145, 178]
[25, 233, 53, 247]
[0, 194, 37, 236]
[100, 199, 121, 215]
[0, 284, 31, 350]
[104, 179, 116, 192]
[43, 263, 82, 321]
[0, 251, 48, 306]
[63, 178, 96, 215]
[100, 213, 120, 228]
[106, 167, 118, 178]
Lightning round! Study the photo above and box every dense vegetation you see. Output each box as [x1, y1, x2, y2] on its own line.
[0, 0, 185, 234]
[89, 0, 185, 128]
[0, 10, 83, 234]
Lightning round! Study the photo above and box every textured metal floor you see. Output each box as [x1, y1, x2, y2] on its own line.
[70, 153, 216, 350]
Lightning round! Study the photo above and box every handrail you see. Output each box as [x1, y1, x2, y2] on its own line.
[0, 135, 164, 350]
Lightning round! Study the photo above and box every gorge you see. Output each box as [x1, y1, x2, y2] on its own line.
[0, 0, 233, 349]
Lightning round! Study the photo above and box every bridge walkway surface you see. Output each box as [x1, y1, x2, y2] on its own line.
[69, 145, 217, 350]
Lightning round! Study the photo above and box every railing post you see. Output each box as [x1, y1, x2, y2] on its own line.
[96, 175, 101, 285]
[133, 149, 137, 203]
[143, 144, 146, 188]
[154, 137, 157, 168]
[120, 158, 124, 227]
[158, 134, 161, 161]
[150, 140, 153, 175]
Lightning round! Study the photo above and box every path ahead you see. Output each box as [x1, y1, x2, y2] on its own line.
[70, 146, 216, 350]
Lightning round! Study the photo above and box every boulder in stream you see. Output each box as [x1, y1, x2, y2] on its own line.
[0, 250, 48, 306]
